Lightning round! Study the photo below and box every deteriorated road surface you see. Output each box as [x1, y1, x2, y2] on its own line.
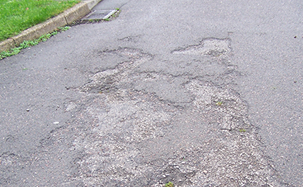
[1, 0, 302, 186]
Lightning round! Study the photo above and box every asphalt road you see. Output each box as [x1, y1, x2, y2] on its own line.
[1, 0, 302, 186]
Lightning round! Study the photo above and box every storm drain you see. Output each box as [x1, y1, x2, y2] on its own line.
[82, 9, 118, 21]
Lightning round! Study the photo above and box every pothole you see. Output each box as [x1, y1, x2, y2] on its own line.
[150, 132, 281, 187]
[63, 41, 283, 186]
[186, 80, 251, 131]
[159, 165, 196, 186]
[70, 91, 177, 186]
[172, 38, 231, 57]
[80, 48, 152, 94]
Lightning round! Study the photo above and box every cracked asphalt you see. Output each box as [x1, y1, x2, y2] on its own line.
[1, 0, 302, 186]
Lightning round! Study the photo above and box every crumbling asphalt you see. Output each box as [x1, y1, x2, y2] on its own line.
[0, 0, 302, 186]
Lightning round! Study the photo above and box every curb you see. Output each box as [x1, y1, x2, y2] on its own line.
[0, 0, 102, 53]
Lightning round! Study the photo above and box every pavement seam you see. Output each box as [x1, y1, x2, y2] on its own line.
[0, 0, 103, 53]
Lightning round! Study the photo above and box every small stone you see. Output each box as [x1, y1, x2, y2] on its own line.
[66, 102, 77, 111]
[26, 109, 30, 112]
[203, 170, 207, 174]
[53, 122, 59, 125]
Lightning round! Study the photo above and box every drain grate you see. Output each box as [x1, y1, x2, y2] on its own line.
[82, 9, 117, 20]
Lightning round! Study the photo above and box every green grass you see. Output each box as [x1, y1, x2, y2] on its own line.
[0, 0, 79, 42]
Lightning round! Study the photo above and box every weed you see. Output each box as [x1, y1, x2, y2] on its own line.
[0, 27, 69, 60]
[103, 18, 110, 21]
[116, 8, 120, 11]
[239, 128, 246, 132]
[58, 26, 71, 31]
[52, 30, 58, 36]
[216, 101, 223, 106]
[165, 182, 174, 187]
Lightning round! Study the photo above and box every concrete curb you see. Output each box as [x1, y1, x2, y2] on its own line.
[0, 0, 102, 53]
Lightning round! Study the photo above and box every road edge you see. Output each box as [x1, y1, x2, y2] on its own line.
[0, 0, 102, 53]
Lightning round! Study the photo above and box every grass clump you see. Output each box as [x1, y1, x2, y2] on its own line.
[0, 0, 79, 42]
[216, 101, 223, 106]
[165, 182, 174, 187]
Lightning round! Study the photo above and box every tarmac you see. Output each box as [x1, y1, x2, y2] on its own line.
[0, 0, 302, 186]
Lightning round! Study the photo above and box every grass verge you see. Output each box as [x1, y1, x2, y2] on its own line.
[0, 0, 79, 42]
[0, 26, 70, 60]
